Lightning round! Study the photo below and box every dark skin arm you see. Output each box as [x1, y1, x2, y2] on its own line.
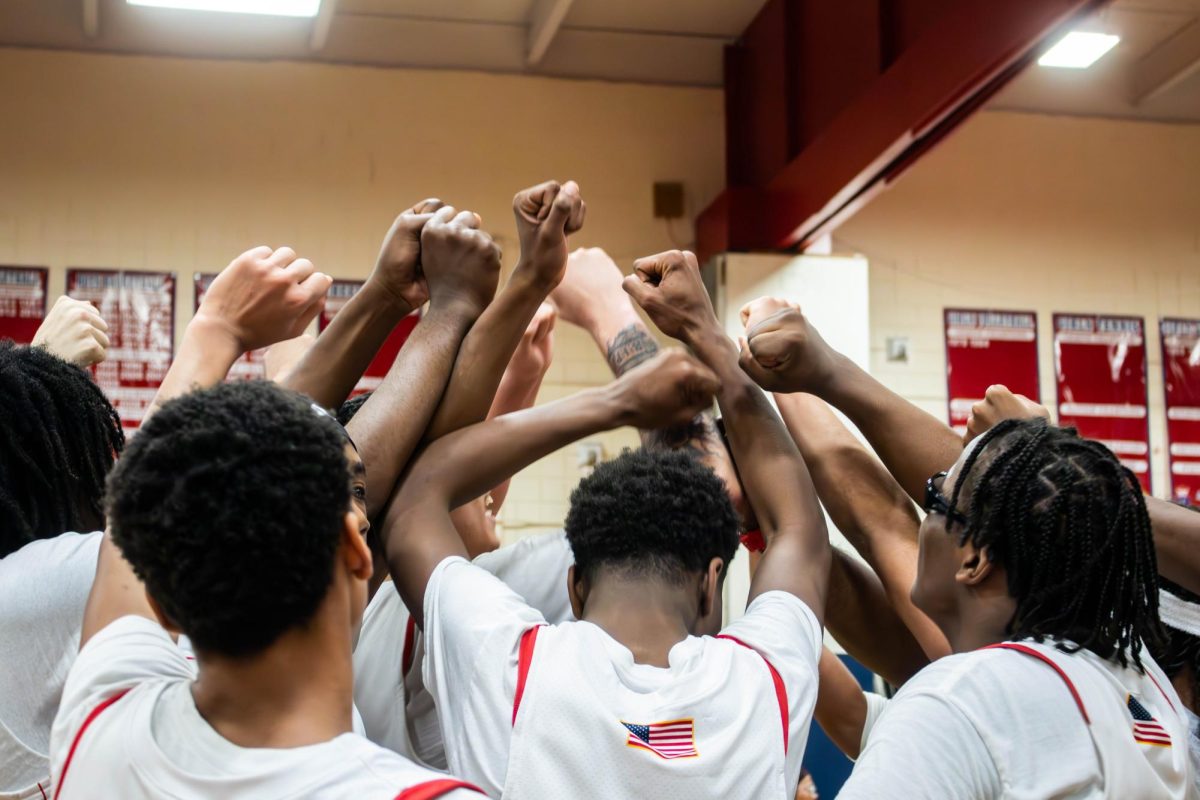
[739, 301, 961, 504]
[623, 250, 831, 619]
[825, 549, 935, 685]
[423, 181, 584, 441]
[382, 350, 720, 627]
[814, 646, 871, 760]
[769, 382, 951, 663]
[344, 206, 502, 519]
[83, 246, 332, 646]
[279, 200, 442, 410]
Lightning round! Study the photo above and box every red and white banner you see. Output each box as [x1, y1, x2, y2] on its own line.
[318, 279, 419, 397]
[944, 308, 1040, 435]
[67, 269, 175, 431]
[194, 273, 267, 381]
[1161, 318, 1200, 506]
[0, 266, 48, 344]
[1053, 313, 1152, 493]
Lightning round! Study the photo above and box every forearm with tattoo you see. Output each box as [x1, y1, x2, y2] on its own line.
[606, 324, 660, 376]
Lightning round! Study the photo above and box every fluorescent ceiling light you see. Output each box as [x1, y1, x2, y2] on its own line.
[127, 0, 320, 17]
[1038, 31, 1119, 69]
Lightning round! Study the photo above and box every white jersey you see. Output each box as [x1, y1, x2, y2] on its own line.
[0, 532, 101, 799]
[842, 639, 1197, 799]
[352, 531, 575, 768]
[49, 616, 482, 800]
[422, 556, 822, 799]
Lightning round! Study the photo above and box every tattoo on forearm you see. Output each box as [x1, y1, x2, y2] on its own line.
[606, 324, 660, 376]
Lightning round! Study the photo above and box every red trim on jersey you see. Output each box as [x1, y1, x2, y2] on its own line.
[716, 634, 789, 754]
[54, 688, 130, 800]
[739, 529, 766, 553]
[982, 643, 1091, 724]
[1144, 669, 1179, 715]
[402, 616, 417, 677]
[38, 782, 48, 800]
[394, 778, 486, 799]
[512, 625, 542, 726]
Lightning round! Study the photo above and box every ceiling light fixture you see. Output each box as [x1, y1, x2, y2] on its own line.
[126, 0, 321, 17]
[1038, 31, 1120, 69]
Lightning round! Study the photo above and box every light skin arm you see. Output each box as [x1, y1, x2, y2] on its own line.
[83, 246, 332, 646]
[771, 384, 950, 662]
[740, 303, 961, 503]
[814, 646, 870, 760]
[623, 250, 831, 618]
[278, 200, 443, 410]
[382, 350, 719, 627]
[344, 207, 502, 519]
[423, 181, 584, 442]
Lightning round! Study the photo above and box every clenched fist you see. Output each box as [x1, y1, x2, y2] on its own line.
[610, 349, 720, 430]
[738, 297, 839, 395]
[621, 250, 718, 344]
[196, 246, 332, 354]
[33, 295, 110, 368]
[513, 180, 586, 289]
[964, 384, 1051, 444]
[420, 206, 502, 317]
[369, 198, 444, 311]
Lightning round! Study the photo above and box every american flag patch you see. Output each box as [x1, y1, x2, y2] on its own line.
[622, 719, 697, 759]
[1128, 694, 1172, 747]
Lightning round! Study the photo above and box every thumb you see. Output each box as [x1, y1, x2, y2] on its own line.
[738, 337, 774, 387]
[543, 181, 577, 233]
[621, 274, 655, 310]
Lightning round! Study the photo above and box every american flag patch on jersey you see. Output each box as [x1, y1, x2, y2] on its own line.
[1128, 694, 1172, 747]
[622, 719, 697, 759]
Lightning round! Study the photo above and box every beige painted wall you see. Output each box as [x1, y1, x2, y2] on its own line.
[0, 47, 725, 539]
[837, 110, 1200, 499]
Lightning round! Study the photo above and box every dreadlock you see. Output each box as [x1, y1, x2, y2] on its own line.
[0, 340, 124, 556]
[948, 417, 1161, 671]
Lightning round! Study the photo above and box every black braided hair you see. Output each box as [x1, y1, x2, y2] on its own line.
[948, 418, 1161, 671]
[0, 340, 124, 556]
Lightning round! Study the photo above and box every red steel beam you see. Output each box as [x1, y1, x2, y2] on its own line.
[698, 0, 1109, 261]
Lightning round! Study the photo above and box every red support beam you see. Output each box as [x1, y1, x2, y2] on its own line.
[697, 0, 1109, 262]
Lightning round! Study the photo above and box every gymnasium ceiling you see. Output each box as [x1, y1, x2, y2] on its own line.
[0, 0, 1198, 122]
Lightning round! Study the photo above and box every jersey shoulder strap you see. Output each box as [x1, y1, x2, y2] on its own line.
[54, 688, 131, 800]
[716, 634, 789, 754]
[981, 642, 1091, 723]
[394, 778, 486, 799]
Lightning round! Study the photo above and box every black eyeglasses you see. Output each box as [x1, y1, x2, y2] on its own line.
[924, 471, 969, 529]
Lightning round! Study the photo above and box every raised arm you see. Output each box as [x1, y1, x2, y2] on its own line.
[740, 304, 961, 503]
[278, 199, 442, 409]
[344, 207, 502, 519]
[814, 646, 871, 760]
[622, 250, 831, 619]
[33, 294, 111, 368]
[83, 245, 331, 645]
[382, 350, 719, 627]
[422, 181, 584, 441]
[549, 247, 661, 378]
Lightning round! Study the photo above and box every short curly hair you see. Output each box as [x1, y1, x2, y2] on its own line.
[565, 448, 739, 584]
[0, 340, 124, 556]
[106, 380, 352, 657]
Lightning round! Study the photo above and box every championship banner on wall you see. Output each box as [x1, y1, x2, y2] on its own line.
[318, 279, 420, 397]
[1053, 313, 1151, 493]
[67, 269, 175, 431]
[194, 273, 266, 381]
[1162, 318, 1200, 505]
[0, 266, 48, 344]
[944, 308, 1040, 436]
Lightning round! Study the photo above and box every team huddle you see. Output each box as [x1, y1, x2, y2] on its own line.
[3, 181, 1200, 799]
